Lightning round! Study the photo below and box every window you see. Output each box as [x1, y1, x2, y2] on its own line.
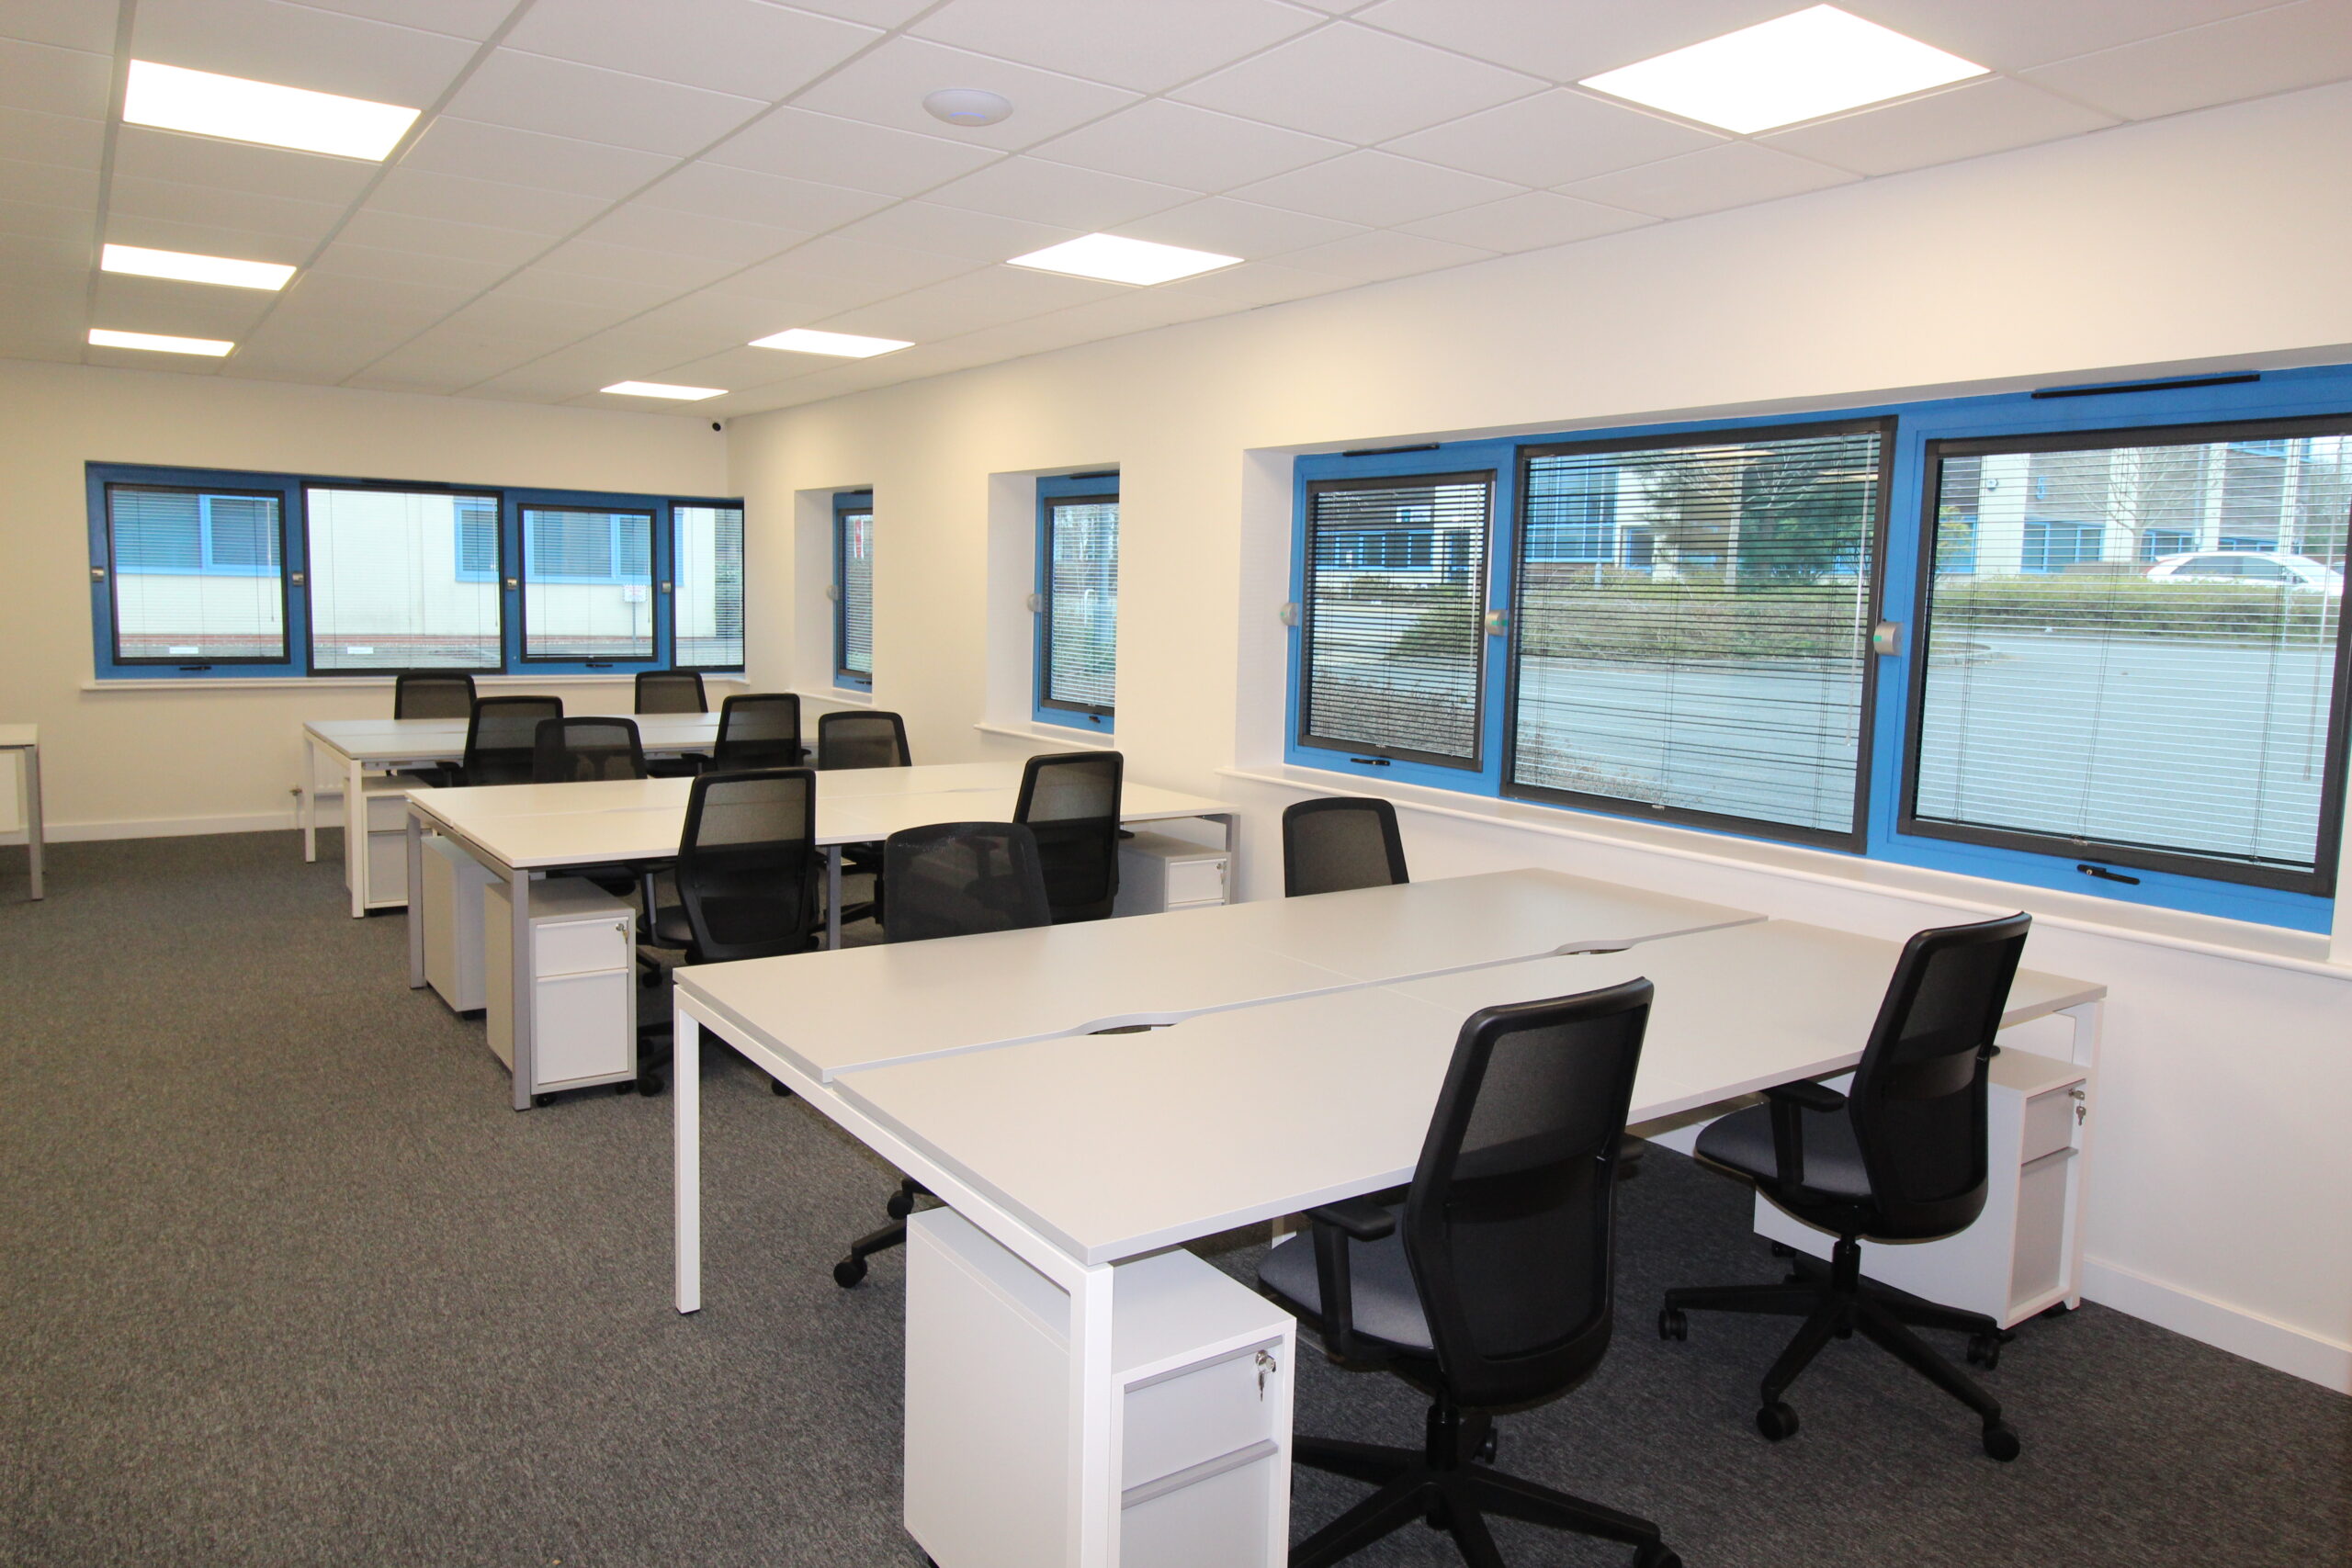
[1908, 419, 2352, 896]
[674, 504, 743, 671]
[2021, 520, 2107, 572]
[308, 488, 503, 672]
[521, 506, 655, 662]
[1037, 475, 1119, 727]
[834, 491, 873, 689]
[455, 500, 499, 581]
[103, 482, 288, 663]
[2139, 528, 2194, 560]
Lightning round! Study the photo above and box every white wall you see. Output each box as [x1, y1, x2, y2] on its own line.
[724, 82, 2352, 1387]
[0, 360, 729, 836]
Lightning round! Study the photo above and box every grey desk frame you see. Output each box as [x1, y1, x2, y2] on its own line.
[1, 726, 41, 901]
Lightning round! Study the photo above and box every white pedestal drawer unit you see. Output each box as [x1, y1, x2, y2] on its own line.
[1111, 830, 1230, 918]
[485, 877, 637, 1096]
[347, 777, 431, 911]
[421, 833, 496, 1014]
[904, 1209, 1294, 1568]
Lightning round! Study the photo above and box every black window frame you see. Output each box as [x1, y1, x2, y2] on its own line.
[100, 478, 297, 668]
[1036, 486, 1122, 721]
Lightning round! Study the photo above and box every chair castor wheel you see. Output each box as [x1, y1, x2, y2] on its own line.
[532, 1092, 553, 1108]
[771, 1079, 793, 1097]
[2041, 1300, 2076, 1318]
[886, 1191, 916, 1221]
[1756, 1402, 1800, 1441]
[1636, 1546, 1682, 1568]
[1657, 1307, 1688, 1342]
[616, 1080, 633, 1095]
[1982, 1421, 2020, 1461]
[1768, 1241, 1794, 1258]
[1966, 1332, 2004, 1370]
[834, 1256, 868, 1289]
[1475, 1427, 1498, 1462]
[637, 1074, 663, 1098]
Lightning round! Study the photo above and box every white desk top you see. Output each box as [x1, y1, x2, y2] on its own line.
[306, 713, 721, 761]
[836, 919, 2102, 1267]
[681, 870, 1758, 1085]
[413, 761, 1022, 823]
[0, 725, 34, 749]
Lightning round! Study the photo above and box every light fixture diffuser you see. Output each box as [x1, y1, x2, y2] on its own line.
[748, 328, 913, 358]
[89, 328, 235, 356]
[1006, 233, 1239, 286]
[1577, 6, 1986, 135]
[101, 243, 295, 291]
[602, 381, 727, 400]
[123, 60, 421, 160]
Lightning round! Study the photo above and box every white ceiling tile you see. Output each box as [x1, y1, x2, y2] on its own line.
[1351, 0, 1794, 85]
[705, 107, 1002, 195]
[1108, 196, 1364, 259]
[0, 107, 104, 170]
[636, 161, 895, 230]
[1760, 77, 2120, 177]
[1854, 0, 2287, 73]
[0, 40, 111, 118]
[1160, 257, 1354, 305]
[440, 289, 644, 342]
[1400, 189, 1653, 252]
[788, 37, 1141, 152]
[817, 263, 1125, 338]
[1172, 22, 1545, 143]
[130, 0, 479, 108]
[645, 341, 842, 384]
[98, 213, 317, 265]
[773, 0, 936, 27]
[366, 165, 613, 235]
[2019, 2, 2352, 121]
[497, 265, 683, 311]
[267, 269, 482, 326]
[1046, 286, 1253, 334]
[218, 341, 390, 384]
[923, 157, 1197, 230]
[828, 199, 1080, 261]
[532, 236, 745, 289]
[0, 197, 93, 244]
[398, 118, 680, 198]
[461, 365, 608, 401]
[86, 340, 224, 372]
[909, 0, 1323, 93]
[1383, 89, 1723, 188]
[502, 0, 880, 101]
[336, 207, 554, 265]
[1270, 227, 1492, 281]
[573, 202, 812, 263]
[1227, 149, 1521, 226]
[288, 0, 518, 39]
[441, 49, 768, 156]
[0, 230, 87, 278]
[1, 1, 120, 52]
[111, 125, 383, 205]
[107, 175, 350, 244]
[1031, 99, 1349, 190]
[726, 237, 977, 299]
[1560, 141, 1859, 220]
[0, 155, 96, 210]
[93, 271, 280, 336]
[307, 240, 513, 290]
[628, 289, 863, 344]
[343, 368, 477, 393]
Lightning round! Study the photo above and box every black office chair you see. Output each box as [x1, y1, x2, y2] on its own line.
[817, 708, 911, 769]
[833, 821, 1052, 1289]
[452, 695, 561, 786]
[1015, 750, 1123, 923]
[394, 671, 475, 719]
[1259, 980, 1679, 1568]
[531, 716, 647, 784]
[1283, 795, 1408, 896]
[709, 693, 803, 773]
[635, 769, 823, 1096]
[635, 670, 707, 714]
[1659, 913, 2033, 1461]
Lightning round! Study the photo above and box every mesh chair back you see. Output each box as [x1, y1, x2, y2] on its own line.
[1847, 913, 2030, 1239]
[1014, 750, 1124, 922]
[817, 709, 910, 770]
[532, 716, 647, 784]
[883, 822, 1053, 943]
[1283, 796, 1408, 897]
[713, 694, 802, 770]
[673, 769, 820, 962]
[1402, 979, 1652, 1410]
[394, 671, 475, 720]
[635, 670, 707, 715]
[462, 696, 562, 786]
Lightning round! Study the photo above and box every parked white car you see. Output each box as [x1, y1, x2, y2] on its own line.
[2144, 550, 2345, 595]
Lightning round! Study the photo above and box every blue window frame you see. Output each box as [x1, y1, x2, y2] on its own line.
[1035, 472, 1119, 733]
[1289, 365, 2352, 931]
[834, 490, 873, 692]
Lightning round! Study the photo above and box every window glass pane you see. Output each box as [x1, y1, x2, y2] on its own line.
[307, 488, 503, 671]
[838, 503, 873, 682]
[675, 504, 744, 669]
[1511, 428, 1883, 840]
[1914, 431, 2351, 883]
[522, 506, 653, 660]
[1301, 476, 1489, 763]
[107, 485, 285, 660]
[1044, 499, 1118, 710]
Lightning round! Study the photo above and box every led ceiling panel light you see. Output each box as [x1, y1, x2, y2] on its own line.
[89, 328, 235, 356]
[123, 60, 421, 160]
[1006, 233, 1240, 286]
[602, 381, 727, 400]
[749, 328, 913, 358]
[1577, 6, 1986, 135]
[101, 243, 295, 291]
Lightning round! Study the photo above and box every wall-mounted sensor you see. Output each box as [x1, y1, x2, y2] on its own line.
[923, 87, 1012, 127]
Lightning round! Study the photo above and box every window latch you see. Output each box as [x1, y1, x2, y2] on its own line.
[289, 571, 305, 587]
[825, 583, 842, 603]
[1871, 619, 1904, 656]
[503, 578, 519, 590]
[660, 581, 672, 594]
[1279, 601, 1300, 626]
[90, 566, 106, 582]
[1024, 592, 1044, 614]
[1482, 609, 1510, 637]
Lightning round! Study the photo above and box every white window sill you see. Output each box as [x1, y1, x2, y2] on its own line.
[1218, 761, 2350, 981]
[799, 686, 876, 708]
[976, 719, 1116, 750]
[83, 673, 752, 694]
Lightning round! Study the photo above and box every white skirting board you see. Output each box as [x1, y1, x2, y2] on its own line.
[40, 810, 299, 842]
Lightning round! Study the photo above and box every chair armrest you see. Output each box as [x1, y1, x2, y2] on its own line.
[1305, 1196, 1396, 1241]
[1303, 1199, 1396, 1363]
[1765, 1079, 1848, 1113]
[1764, 1079, 1847, 1198]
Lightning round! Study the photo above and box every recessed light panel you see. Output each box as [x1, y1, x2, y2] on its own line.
[1006, 233, 1240, 286]
[123, 60, 421, 160]
[1577, 6, 1986, 135]
[89, 328, 235, 356]
[101, 243, 295, 291]
[749, 328, 913, 358]
[602, 381, 727, 400]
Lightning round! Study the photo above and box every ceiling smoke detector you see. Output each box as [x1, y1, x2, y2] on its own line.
[923, 87, 1012, 128]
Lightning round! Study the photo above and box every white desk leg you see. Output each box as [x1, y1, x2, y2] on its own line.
[674, 1002, 702, 1314]
[1066, 1264, 1116, 1568]
[405, 805, 428, 990]
[825, 846, 843, 949]
[345, 754, 368, 919]
[2057, 998, 2104, 1313]
[301, 737, 319, 863]
[509, 866, 536, 1111]
[20, 746, 42, 902]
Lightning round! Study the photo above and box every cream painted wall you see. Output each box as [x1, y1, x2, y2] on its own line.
[0, 359, 729, 836]
[725, 82, 2352, 1387]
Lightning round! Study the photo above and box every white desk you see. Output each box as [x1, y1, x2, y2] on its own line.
[0, 725, 40, 901]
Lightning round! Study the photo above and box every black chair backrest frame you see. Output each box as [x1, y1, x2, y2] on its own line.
[1283, 795, 1409, 897]
[635, 670, 707, 715]
[712, 693, 802, 771]
[394, 671, 476, 720]
[461, 695, 562, 786]
[1402, 979, 1652, 1411]
[817, 709, 911, 770]
[1014, 750, 1124, 922]
[882, 822, 1053, 944]
[531, 716, 648, 784]
[673, 768, 820, 963]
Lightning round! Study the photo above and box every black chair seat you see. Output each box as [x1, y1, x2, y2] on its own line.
[1696, 1100, 1872, 1203]
[1259, 1224, 1432, 1352]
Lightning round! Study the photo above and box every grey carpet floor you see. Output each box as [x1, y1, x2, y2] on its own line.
[0, 833, 2344, 1568]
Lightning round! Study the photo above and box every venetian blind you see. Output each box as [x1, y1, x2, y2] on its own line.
[307, 488, 502, 672]
[107, 485, 286, 662]
[1044, 498, 1118, 711]
[838, 501, 873, 682]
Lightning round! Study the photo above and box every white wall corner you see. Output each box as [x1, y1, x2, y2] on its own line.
[1232, 446, 1296, 773]
[985, 469, 1039, 730]
[2082, 1257, 2352, 1393]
